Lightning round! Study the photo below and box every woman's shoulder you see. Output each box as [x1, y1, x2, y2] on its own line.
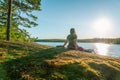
[67, 34, 77, 39]
[67, 34, 71, 37]
[68, 34, 77, 37]
[72, 34, 77, 37]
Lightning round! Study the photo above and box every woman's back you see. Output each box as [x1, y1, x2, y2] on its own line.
[67, 34, 77, 49]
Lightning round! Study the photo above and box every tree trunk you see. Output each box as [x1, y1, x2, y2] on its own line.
[6, 0, 12, 41]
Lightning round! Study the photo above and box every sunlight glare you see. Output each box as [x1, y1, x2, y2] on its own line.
[92, 17, 113, 36]
[94, 43, 110, 56]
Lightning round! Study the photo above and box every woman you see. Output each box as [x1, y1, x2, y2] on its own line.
[63, 28, 84, 51]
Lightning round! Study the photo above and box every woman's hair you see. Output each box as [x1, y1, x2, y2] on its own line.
[70, 28, 76, 34]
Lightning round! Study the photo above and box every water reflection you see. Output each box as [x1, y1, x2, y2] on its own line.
[37, 42, 120, 57]
[94, 43, 110, 56]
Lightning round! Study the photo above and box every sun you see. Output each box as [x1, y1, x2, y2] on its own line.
[92, 17, 113, 36]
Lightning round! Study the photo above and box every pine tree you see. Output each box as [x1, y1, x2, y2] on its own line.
[0, 0, 41, 41]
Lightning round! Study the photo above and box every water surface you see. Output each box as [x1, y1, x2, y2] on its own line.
[36, 42, 120, 57]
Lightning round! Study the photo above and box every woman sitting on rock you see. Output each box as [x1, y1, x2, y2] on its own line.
[63, 28, 84, 51]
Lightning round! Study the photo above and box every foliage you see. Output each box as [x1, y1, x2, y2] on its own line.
[0, 0, 41, 42]
[0, 0, 41, 27]
[0, 26, 38, 42]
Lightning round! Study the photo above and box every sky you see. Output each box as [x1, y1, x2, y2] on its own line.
[26, 0, 120, 39]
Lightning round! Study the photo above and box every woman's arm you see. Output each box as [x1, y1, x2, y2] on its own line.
[63, 40, 68, 47]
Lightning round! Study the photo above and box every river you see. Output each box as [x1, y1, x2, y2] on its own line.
[36, 42, 120, 58]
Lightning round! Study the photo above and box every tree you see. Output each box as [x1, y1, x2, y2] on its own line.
[7, 0, 12, 41]
[0, 0, 41, 41]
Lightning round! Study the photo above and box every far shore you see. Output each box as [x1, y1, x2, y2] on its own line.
[35, 38, 120, 44]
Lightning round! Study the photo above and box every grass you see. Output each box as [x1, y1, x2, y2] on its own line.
[0, 40, 120, 80]
[0, 63, 8, 80]
[44, 51, 120, 80]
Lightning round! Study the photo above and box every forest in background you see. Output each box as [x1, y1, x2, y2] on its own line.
[36, 38, 120, 44]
